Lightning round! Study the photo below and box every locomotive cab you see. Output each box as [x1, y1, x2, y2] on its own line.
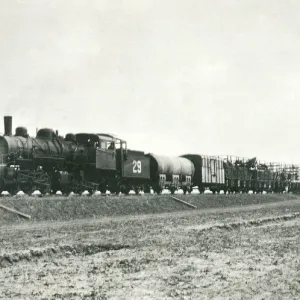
[96, 134, 127, 171]
[75, 133, 127, 171]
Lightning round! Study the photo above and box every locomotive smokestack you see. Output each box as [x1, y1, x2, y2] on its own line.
[4, 116, 12, 136]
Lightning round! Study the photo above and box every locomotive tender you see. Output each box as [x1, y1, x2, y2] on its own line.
[0, 115, 299, 195]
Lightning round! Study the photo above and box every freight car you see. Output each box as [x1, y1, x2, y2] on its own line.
[148, 154, 194, 194]
[181, 154, 225, 193]
[222, 156, 299, 193]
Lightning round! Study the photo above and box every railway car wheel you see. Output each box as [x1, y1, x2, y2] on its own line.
[8, 185, 17, 195]
[143, 185, 151, 193]
[198, 188, 205, 194]
[119, 185, 130, 195]
[110, 187, 120, 195]
[155, 187, 162, 195]
[121, 189, 129, 195]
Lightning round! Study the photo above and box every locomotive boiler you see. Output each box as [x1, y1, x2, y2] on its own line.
[0, 116, 81, 194]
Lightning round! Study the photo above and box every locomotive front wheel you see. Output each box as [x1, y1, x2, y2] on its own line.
[0, 178, 4, 194]
[16, 173, 33, 195]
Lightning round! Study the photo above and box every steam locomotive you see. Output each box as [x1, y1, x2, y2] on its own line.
[0, 116, 299, 195]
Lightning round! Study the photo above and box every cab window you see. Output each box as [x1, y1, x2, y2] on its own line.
[99, 142, 106, 149]
[107, 142, 116, 150]
[98, 139, 122, 150]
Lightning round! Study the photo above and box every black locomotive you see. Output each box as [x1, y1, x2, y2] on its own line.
[0, 116, 299, 195]
[0, 116, 152, 194]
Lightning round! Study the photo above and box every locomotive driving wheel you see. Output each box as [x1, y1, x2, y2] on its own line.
[16, 172, 32, 195]
[99, 184, 107, 194]
[110, 176, 121, 195]
[109, 185, 120, 195]
[0, 178, 4, 194]
[34, 172, 51, 194]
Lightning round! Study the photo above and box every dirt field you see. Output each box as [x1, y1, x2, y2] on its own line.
[1, 194, 300, 299]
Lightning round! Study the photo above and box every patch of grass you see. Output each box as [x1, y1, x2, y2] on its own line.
[0, 193, 299, 225]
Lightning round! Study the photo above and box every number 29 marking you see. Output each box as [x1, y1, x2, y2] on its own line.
[133, 160, 142, 174]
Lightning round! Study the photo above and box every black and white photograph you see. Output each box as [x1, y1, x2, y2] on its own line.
[1, 1, 300, 299]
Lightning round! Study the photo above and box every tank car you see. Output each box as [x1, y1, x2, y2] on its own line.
[147, 154, 194, 194]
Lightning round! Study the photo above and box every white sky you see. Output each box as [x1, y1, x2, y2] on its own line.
[1, 0, 300, 163]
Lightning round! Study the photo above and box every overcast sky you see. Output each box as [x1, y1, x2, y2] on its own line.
[1, 0, 300, 163]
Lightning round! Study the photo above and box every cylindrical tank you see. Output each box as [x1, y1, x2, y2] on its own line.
[4, 116, 12, 136]
[149, 154, 195, 180]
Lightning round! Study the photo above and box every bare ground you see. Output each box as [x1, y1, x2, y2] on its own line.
[1, 195, 300, 299]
